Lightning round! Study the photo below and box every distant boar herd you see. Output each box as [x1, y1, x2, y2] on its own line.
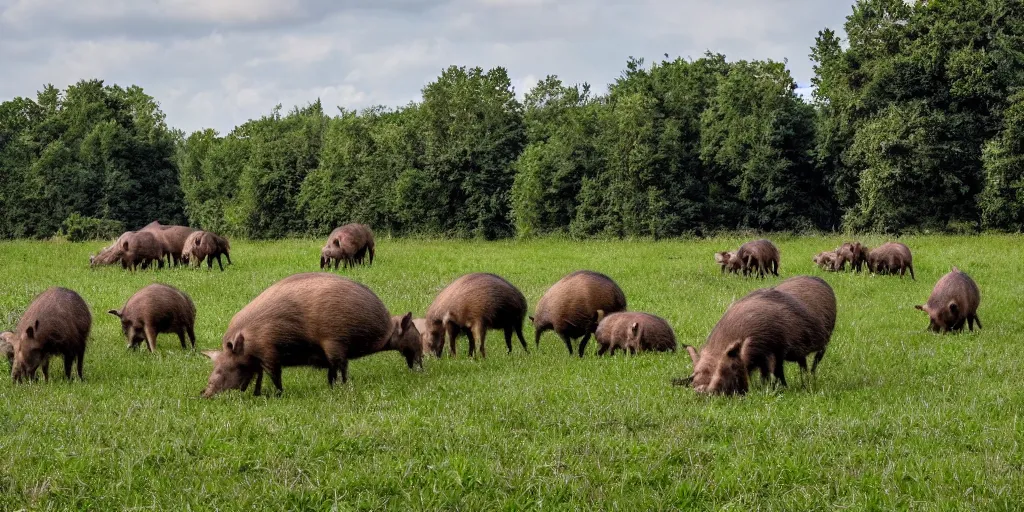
[89, 221, 232, 271]
[1, 232, 982, 397]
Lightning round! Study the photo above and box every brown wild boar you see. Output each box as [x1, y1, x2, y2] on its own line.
[673, 288, 827, 395]
[141, 223, 197, 266]
[411, 318, 434, 357]
[773, 275, 836, 373]
[835, 242, 868, 272]
[594, 311, 677, 355]
[201, 273, 421, 397]
[183, 230, 232, 271]
[425, 273, 529, 358]
[319, 243, 344, 270]
[736, 239, 780, 278]
[120, 231, 165, 270]
[108, 283, 197, 351]
[915, 266, 982, 333]
[715, 251, 742, 274]
[812, 251, 839, 271]
[530, 270, 627, 357]
[10, 287, 91, 383]
[326, 224, 375, 269]
[867, 242, 914, 279]
[89, 231, 135, 267]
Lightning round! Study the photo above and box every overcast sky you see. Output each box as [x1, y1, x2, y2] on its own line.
[0, 0, 853, 134]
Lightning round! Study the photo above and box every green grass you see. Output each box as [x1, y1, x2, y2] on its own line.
[0, 235, 1022, 510]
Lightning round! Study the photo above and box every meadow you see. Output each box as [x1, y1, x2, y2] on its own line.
[0, 235, 1022, 510]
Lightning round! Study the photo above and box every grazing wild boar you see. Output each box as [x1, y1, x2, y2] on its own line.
[594, 311, 677, 355]
[108, 283, 197, 351]
[201, 273, 421, 397]
[715, 251, 742, 274]
[915, 266, 982, 333]
[121, 231, 165, 270]
[773, 275, 836, 373]
[89, 231, 136, 268]
[736, 239, 780, 278]
[183, 230, 232, 271]
[530, 270, 627, 357]
[10, 287, 91, 383]
[425, 273, 529, 358]
[326, 224, 375, 269]
[813, 251, 839, 271]
[141, 223, 197, 266]
[836, 242, 868, 272]
[867, 242, 914, 279]
[320, 243, 344, 270]
[411, 318, 434, 357]
[673, 288, 827, 395]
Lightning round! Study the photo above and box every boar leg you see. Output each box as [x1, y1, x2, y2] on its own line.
[515, 325, 528, 353]
[63, 354, 74, 380]
[446, 323, 460, 357]
[339, 359, 349, 384]
[772, 352, 788, 387]
[216, 254, 224, 271]
[251, 370, 263, 396]
[597, 343, 609, 356]
[557, 332, 573, 355]
[186, 325, 196, 348]
[471, 324, 487, 359]
[226, 252, 232, 265]
[503, 328, 514, 354]
[268, 366, 284, 394]
[811, 347, 827, 373]
[577, 333, 592, 358]
[176, 330, 188, 349]
[144, 324, 159, 352]
[972, 315, 983, 330]
[41, 359, 50, 382]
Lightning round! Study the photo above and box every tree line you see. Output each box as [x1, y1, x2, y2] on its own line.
[1, 0, 1023, 241]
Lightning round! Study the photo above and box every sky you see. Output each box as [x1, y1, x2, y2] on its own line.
[0, 0, 854, 134]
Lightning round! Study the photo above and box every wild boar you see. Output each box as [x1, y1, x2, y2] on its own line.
[773, 275, 836, 372]
[326, 224, 375, 269]
[319, 243, 343, 270]
[594, 311, 677, 355]
[10, 287, 91, 383]
[530, 270, 627, 357]
[835, 242, 868, 272]
[183, 230, 232, 271]
[120, 231, 165, 270]
[141, 223, 197, 266]
[813, 251, 839, 271]
[715, 251, 742, 274]
[411, 318, 434, 357]
[915, 266, 982, 333]
[673, 288, 827, 395]
[425, 273, 529, 358]
[867, 242, 914, 279]
[108, 283, 197, 351]
[736, 239, 780, 278]
[201, 273, 420, 397]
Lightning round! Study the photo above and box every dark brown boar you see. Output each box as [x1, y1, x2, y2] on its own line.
[121, 231, 165, 270]
[867, 242, 914, 279]
[530, 270, 627, 357]
[672, 288, 827, 395]
[425, 273, 529, 358]
[108, 283, 197, 351]
[183, 231, 232, 271]
[141, 224, 197, 266]
[201, 273, 420, 397]
[835, 242, 868, 272]
[326, 224, 374, 269]
[10, 287, 91, 383]
[736, 239, 780, 278]
[773, 275, 836, 372]
[715, 251, 742, 274]
[594, 311, 677, 355]
[915, 266, 982, 333]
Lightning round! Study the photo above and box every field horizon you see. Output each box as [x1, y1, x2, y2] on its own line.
[0, 235, 1021, 510]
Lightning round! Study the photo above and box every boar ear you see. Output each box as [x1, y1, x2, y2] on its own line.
[108, 309, 121, 317]
[685, 345, 699, 364]
[442, 311, 453, 327]
[725, 339, 746, 359]
[400, 312, 413, 333]
[951, 265, 959, 273]
[528, 315, 534, 323]
[629, 322, 639, 336]
[948, 301, 959, 316]
[26, 320, 39, 339]
[226, 334, 244, 354]
[595, 309, 605, 323]
[201, 350, 221, 362]
[914, 304, 925, 312]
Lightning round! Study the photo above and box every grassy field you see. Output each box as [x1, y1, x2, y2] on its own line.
[0, 235, 1022, 510]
